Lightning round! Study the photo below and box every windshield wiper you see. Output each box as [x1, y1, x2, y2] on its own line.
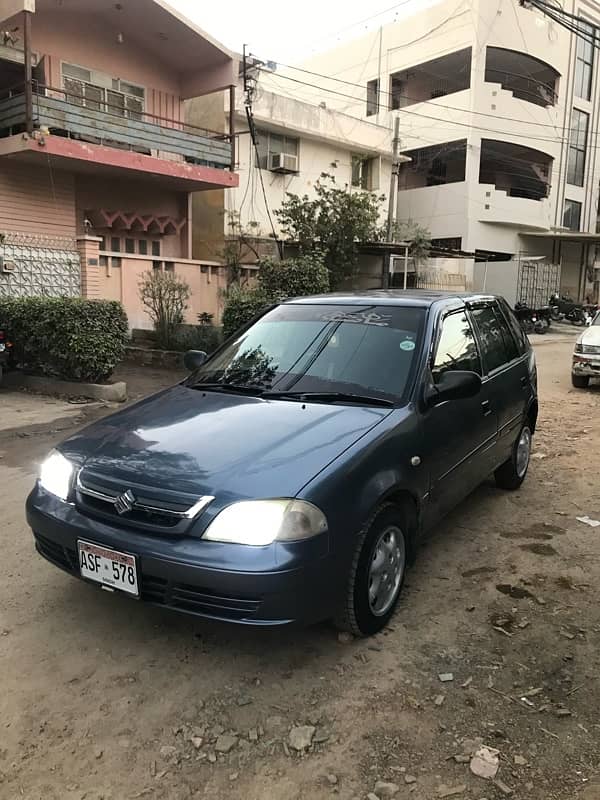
[262, 391, 394, 407]
[190, 382, 264, 396]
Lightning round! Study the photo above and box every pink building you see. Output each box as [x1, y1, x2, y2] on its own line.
[0, 0, 238, 328]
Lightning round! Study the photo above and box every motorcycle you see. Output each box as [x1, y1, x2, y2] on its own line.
[549, 294, 587, 326]
[0, 327, 15, 384]
[514, 302, 547, 335]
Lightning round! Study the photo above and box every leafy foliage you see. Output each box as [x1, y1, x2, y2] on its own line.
[275, 173, 384, 289]
[171, 323, 222, 354]
[0, 297, 128, 383]
[256, 253, 329, 298]
[222, 253, 330, 338]
[221, 285, 271, 339]
[138, 270, 190, 349]
[221, 211, 262, 285]
[385, 219, 432, 265]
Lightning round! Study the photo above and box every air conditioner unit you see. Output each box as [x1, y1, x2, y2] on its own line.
[269, 152, 298, 173]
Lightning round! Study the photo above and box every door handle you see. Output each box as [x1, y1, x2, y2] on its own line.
[481, 399, 492, 417]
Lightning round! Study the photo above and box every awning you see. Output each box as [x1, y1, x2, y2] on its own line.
[522, 230, 600, 243]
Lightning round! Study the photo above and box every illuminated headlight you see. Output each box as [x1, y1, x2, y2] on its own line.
[203, 499, 328, 546]
[39, 449, 74, 501]
[574, 342, 584, 354]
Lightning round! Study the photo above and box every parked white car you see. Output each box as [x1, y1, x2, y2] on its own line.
[572, 312, 600, 388]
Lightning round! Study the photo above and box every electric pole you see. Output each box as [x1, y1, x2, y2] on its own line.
[383, 115, 401, 289]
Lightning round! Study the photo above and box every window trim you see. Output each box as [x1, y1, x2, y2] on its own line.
[563, 198, 582, 231]
[574, 18, 596, 101]
[431, 307, 483, 380]
[366, 78, 380, 116]
[567, 108, 589, 187]
[255, 129, 300, 171]
[467, 300, 521, 376]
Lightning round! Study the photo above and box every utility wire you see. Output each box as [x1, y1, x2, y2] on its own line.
[267, 59, 565, 132]
[257, 69, 572, 146]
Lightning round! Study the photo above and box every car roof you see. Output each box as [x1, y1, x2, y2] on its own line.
[284, 290, 500, 309]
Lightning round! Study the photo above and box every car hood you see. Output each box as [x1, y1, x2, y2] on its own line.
[580, 325, 600, 346]
[61, 384, 391, 500]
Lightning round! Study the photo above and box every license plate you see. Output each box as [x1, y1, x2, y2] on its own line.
[78, 540, 139, 596]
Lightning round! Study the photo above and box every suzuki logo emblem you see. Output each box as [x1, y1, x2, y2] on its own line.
[114, 489, 135, 515]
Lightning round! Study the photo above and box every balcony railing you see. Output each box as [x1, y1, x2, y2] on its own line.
[0, 82, 233, 170]
[484, 67, 558, 108]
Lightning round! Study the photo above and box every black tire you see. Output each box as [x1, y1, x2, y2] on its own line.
[572, 374, 590, 389]
[495, 424, 532, 491]
[334, 503, 410, 637]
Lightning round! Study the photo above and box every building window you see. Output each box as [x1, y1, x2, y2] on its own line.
[138, 239, 148, 256]
[151, 241, 161, 257]
[574, 20, 595, 101]
[351, 154, 379, 190]
[62, 63, 145, 119]
[125, 238, 135, 254]
[567, 109, 589, 186]
[164, 261, 175, 272]
[255, 130, 299, 170]
[563, 199, 582, 230]
[366, 78, 379, 116]
[111, 236, 121, 252]
[111, 257, 122, 268]
[431, 237, 463, 251]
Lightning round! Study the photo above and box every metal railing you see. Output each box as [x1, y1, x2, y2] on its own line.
[0, 81, 234, 170]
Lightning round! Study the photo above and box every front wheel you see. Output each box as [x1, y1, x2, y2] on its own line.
[572, 374, 590, 388]
[495, 424, 532, 491]
[334, 504, 409, 637]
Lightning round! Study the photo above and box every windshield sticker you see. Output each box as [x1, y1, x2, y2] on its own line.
[400, 340, 416, 351]
[320, 311, 392, 327]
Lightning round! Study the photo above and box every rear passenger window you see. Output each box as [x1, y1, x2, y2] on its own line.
[470, 303, 519, 372]
[432, 312, 481, 382]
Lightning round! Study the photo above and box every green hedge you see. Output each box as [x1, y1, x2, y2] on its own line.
[0, 297, 128, 383]
[222, 254, 330, 339]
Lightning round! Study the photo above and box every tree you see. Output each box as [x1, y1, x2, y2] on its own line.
[275, 173, 384, 289]
[221, 211, 262, 286]
[138, 270, 190, 349]
[387, 219, 432, 266]
[221, 253, 329, 338]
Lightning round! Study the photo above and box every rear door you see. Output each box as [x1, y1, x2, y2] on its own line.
[468, 300, 530, 466]
[422, 308, 498, 523]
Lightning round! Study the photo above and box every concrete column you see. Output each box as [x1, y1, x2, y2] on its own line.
[77, 235, 103, 299]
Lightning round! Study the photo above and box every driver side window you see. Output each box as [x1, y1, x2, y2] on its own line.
[432, 311, 481, 383]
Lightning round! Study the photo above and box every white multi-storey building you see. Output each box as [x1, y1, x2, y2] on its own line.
[299, 0, 600, 302]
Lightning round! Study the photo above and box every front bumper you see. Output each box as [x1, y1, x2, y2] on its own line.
[27, 487, 336, 627]
[572, 354, 600, 376]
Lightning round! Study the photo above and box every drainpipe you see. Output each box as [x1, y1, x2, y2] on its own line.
[23, 9, 33, 135]
[229, 85, 236, 172]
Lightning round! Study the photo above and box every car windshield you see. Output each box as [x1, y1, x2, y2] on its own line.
[187, 303, 426, 404]
[593, 312, 600, 326]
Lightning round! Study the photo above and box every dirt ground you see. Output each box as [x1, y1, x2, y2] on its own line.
[1, 334, 600, 800]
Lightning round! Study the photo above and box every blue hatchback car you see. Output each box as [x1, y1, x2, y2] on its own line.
[27, 292, 537, 636]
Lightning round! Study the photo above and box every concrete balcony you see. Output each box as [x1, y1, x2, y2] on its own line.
[0, 84, 237, 191]
[477, 184, 551, 231]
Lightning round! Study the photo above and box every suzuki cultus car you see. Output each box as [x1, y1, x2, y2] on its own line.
[28, 292, 537, 636]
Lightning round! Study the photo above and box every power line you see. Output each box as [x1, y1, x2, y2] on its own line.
[257, 68, 570, 146]
[268, 59, 567, 132]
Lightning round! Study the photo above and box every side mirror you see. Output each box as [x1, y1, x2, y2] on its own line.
[183, 350, 208, 371]
[425, 370, 481, 407]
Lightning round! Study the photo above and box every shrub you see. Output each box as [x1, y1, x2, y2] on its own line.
[222, 254, 330, 338]
[0, 297, 128, 383]
[138, 270, 190, 349]
[171, 323, 222, 354]
[257, 253, 329, 298]
[221, 285, 271, 339]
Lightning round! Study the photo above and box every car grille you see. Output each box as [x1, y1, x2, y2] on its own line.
[75, 469, 213, 534]
[33, 532, 261, 622]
